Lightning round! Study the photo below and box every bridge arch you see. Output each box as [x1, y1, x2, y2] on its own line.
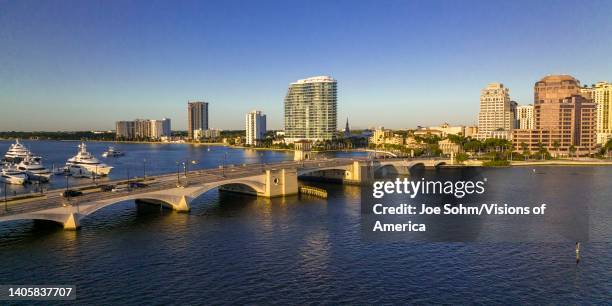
[187, 179, 266, 200]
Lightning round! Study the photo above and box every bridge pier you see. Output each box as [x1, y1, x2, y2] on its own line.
[63, 213, 81, 230]
[175, 195, 191, 212]
[264, 168, 298, 197]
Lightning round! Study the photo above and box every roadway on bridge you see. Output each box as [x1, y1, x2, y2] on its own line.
[0, 158, 363, 217]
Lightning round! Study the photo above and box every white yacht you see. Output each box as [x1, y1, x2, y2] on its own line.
[0, 165, 27, 185]
[102, 146, 124, 157]
[68, 164, 92, 178]
[3, 139, 31, 162]
[16, 153, 52, 182]
[66, 143, 113, 177]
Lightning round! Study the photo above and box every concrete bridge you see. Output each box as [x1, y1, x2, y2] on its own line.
[0, 157, 450, 230]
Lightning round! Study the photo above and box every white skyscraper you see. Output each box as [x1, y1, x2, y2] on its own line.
[515, 105, 534, 130]
[477, 83, 515, 139]
[245, 110, 267, 146]
[284, 76, 337, 143]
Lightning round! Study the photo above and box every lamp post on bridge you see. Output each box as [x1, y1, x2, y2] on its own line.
[221, 152, 228, 177]
[143, 158, 147, 180]
[176, 161, 181, 186]
[4, 181, 7, 212]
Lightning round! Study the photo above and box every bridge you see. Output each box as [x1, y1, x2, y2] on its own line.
[0, 157, 450, 230]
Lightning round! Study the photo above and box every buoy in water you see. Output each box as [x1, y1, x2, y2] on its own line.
[575, 242, 581, 264]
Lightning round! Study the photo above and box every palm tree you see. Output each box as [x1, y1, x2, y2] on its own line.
[552, 141, 560, 159]
[569, 145, 577, 159]
[520, 142, 529, 160]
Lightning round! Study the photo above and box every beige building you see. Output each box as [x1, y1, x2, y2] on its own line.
[413, 129, 444, 138]
[592, 81, 612, 144]
[369, 127, 393, 145]
[426, 123, 465, 137]
[477, 83, 515, 139]
[438, 139, 462, 155]
[515, 105, 534, 130]
[512, 75, 597, 156]
[464, 126, 478, 138]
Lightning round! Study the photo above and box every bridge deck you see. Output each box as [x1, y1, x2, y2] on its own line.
[0, 158, 361, 218]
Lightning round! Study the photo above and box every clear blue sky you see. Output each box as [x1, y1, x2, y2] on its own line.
[1, 0, 611, 131]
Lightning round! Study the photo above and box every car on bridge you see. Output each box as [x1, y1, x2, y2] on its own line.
[128, 182, 148, 189]
[62, 189, 83, 198]
[99, 184, 115, 192]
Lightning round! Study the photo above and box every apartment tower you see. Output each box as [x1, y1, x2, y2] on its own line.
[188, 101, 209, 140]
[284, 76, 337, 143]
[245, 110, 267, 146]
[515, 105, 534, 130]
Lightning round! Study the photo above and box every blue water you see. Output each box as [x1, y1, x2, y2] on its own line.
[0, 141, 610, 304]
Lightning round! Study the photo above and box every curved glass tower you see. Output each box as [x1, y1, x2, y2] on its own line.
[284, 76, 337, 143]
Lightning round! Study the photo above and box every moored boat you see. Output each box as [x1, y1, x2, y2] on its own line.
[66, 143, 113, 177]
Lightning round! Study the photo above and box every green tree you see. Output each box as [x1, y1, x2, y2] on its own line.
[552, 140, 560, 158]
[569, 145, 577, 158]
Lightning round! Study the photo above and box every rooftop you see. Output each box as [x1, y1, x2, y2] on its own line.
[292, 76, 336, 84]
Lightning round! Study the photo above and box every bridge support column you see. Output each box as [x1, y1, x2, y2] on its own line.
[174, 195, 191, 212]
[343, 161, 365, 184]
[63, 213, 80, 230]
[265, 168, 298, 197]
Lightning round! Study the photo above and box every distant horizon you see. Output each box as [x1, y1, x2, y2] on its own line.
[1, 0, 611, 131]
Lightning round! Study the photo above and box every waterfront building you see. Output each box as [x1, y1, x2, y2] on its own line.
[515, 105, 534, 130]
[245, 110, 267, 146]
[592, 81, 612, 144]
[162, 118, 171, 137]
[284, 76, 337, 143]
[512, 75, 597, 156]
[134, 119, 152, 139]
[188, 101, 209, 140]
[193, 128, 221, 140]
[115, 118, 171, 140]
[115, 121, 135, 139]
[477, 83, 515, 140]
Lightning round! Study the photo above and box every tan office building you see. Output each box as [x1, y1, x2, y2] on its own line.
[512, 75, 596, 156]
[477, 83, 515, 139]
[592, 81, 612, 144]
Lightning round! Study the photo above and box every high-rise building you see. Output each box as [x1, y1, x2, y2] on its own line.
[115, 118, 170, 140]
[150, 120, 164, 139]
[284, 76, 337, 143]
[115, 121, 135, 139]
[188, 101, 209, 140]
[477, 83, 515, 139]
[245, 110, 267, 146]
[515, 105, 534, 130]
[134, 119, 151, 139]
[162, 118, 171, 137]
[512, 75, 597, 156]
[592, 81, 612, 144]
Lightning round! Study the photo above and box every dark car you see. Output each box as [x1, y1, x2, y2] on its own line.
[100, 184, 115, 192]
[128, 182, 148, 189]
[62, 189, 83, 198]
